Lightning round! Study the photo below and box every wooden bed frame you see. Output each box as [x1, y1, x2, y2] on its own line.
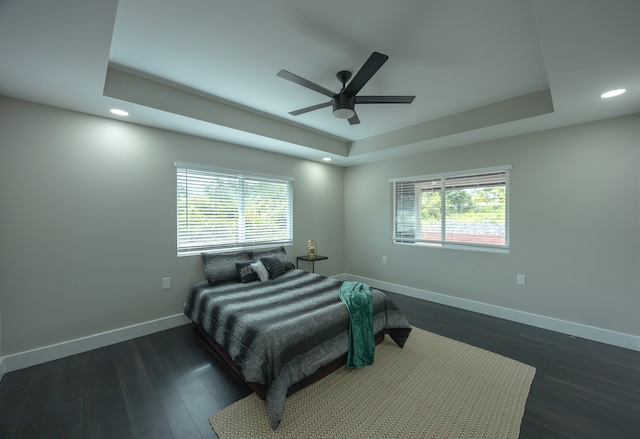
[193, 323, 385, 400]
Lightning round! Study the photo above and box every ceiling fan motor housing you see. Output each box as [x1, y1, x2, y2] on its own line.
[332, 93, 355, 119]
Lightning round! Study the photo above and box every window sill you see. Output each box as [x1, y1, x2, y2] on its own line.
[393, 241, 510, 254]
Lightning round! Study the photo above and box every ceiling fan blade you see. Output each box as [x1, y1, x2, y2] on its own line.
[348, 112, 360, 125]
[289, 101, 332, 116]
[356, 95, 415, 104]
[277, 70, 335, 98]
[343, 52, 388, 96]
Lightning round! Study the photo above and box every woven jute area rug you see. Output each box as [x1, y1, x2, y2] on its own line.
[209, 327, 535, 438]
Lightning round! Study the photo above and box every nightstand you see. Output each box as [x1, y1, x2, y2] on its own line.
[296, 255, 328, 273]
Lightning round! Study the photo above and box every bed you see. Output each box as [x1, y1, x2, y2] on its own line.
[183, 247, 412, 429]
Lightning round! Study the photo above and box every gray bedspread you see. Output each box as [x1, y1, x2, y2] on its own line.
[183, 268, 412, 429]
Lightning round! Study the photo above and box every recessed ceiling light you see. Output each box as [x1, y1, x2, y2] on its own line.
[322, 157, 332, 162]
[110, 108, 129, 116]
[600, 89, 626, 98]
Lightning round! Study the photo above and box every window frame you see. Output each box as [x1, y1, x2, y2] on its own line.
[391, 165, 511, 253]
[176, 162, 294, 256]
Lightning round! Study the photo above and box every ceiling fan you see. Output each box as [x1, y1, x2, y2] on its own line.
[277, 51, 415, 125]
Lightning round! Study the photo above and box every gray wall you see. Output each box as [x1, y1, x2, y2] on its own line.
[0, 289, 2, 365]
[344, 114, 640, 337]
[0, 97, 345, 355]
[1, 95, 638, 357]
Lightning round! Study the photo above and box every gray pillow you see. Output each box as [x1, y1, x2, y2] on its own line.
[202, 251, 252, 285]
[261, 256, 285, 279]
[237, 262, 259, 283]
[252, 247, 291, 270]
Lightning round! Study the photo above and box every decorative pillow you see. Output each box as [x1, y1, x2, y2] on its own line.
[252, 246, 292, 271]
[261, 256, 285, 279]
[236, 262, 258, 283]
[201, 251, 252, 285]
[251, 260, 270, 282]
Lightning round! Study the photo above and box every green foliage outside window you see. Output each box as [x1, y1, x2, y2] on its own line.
[421, 187, 505, 224]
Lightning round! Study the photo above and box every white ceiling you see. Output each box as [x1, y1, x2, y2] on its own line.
[1, 0, 638, 166]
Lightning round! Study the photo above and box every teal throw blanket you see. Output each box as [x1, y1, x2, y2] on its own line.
[339, 281, 375, 368]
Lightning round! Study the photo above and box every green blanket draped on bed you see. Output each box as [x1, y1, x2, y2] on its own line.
[339, 281, 375, 368]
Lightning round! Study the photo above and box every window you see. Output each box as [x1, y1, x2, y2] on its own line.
[391, 165, 510, 251]
[176, 162, 293, 255]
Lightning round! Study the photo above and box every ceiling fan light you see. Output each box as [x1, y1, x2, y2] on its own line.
[333, 107, 355, 119]
[332, 94, 355, 119]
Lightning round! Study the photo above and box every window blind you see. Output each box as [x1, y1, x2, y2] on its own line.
[176, 163, 293, 255]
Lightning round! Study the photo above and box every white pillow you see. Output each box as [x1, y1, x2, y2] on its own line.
[251, 260, 270, 282]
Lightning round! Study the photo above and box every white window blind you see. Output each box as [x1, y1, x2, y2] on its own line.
[176, 163, 293, 255]
[391, 165, 510, 250]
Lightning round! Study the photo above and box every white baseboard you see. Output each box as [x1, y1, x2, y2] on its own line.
[1, 275, 636, 379]
[2, 313, 192, 373]
[345, 274, 640, 352]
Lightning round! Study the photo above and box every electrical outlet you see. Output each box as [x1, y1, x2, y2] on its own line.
[516, 274, 526, 285]
[382, 256, 387, 264]
[162, 277, 171, 289]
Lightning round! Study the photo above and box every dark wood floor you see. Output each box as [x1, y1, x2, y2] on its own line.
[1, 292, 638, 438]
